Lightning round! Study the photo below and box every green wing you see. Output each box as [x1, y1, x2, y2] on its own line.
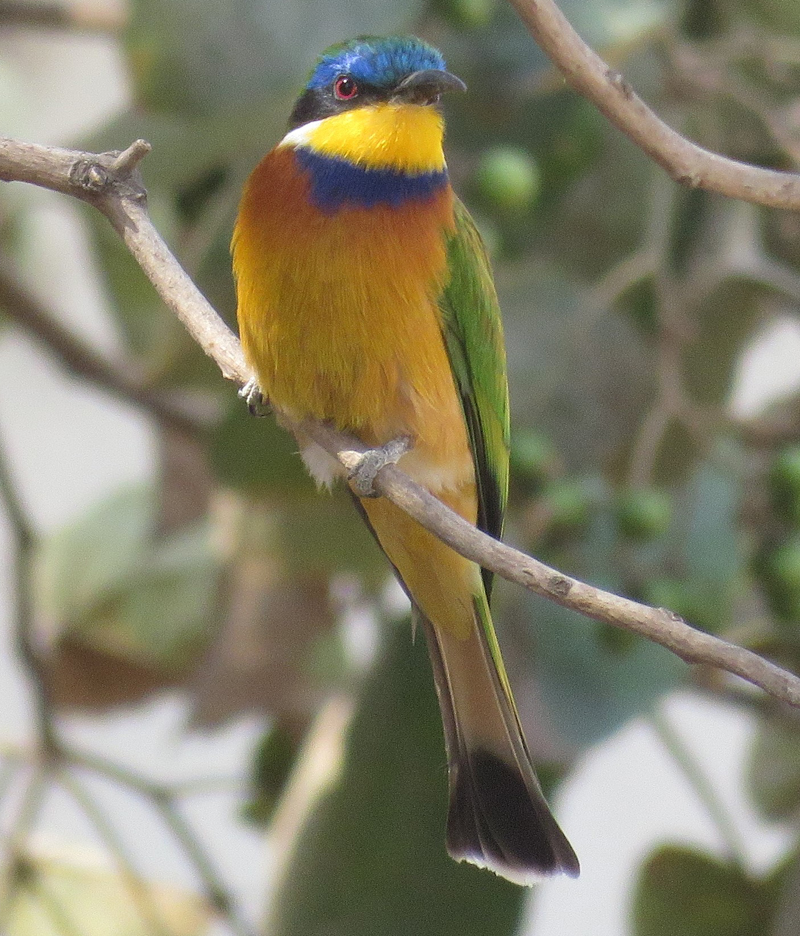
[439, 198, 510, 599]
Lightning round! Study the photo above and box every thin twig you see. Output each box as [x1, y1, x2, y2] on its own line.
[506, 0, 800, 209]
[650, 706, 749, 869]
[150, 793, 239, 922]
[0, 432, 56, 753]
[0, 768, 49, 923]
[0, 261, 206, 440]
[65, 748, 252, 935]
[55, 768, 172, 936]
[1, 135, 798, 708]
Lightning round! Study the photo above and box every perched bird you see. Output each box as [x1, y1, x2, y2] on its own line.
[232, 35, 579, 884]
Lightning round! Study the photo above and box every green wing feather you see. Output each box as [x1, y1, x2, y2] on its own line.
[439, 198, 510, 598]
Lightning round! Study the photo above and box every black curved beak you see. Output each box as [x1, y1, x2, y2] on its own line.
[393, 69, 467, 105]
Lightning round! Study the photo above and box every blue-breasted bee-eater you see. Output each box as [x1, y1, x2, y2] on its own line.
[232, 35, 579, 884]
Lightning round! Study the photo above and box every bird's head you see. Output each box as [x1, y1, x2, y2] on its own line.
[282, 37, 465, 175]
[289, 36, 466, 129]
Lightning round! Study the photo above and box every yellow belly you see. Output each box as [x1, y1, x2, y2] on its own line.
[233, 147, 473, 494]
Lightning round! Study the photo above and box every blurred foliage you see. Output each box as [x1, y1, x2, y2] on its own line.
[632, 845, 784, 936]
[267, 622, 525, 936]
[34, 484, 220, 672]
[1, 0, 800, 933]
[6, 848, 211, 936]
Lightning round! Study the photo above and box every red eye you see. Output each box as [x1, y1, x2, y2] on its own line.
[334, 75, 359, 100]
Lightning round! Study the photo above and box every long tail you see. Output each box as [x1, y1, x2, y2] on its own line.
[420, 597, 579, 882]
[358, 495, 579, 883]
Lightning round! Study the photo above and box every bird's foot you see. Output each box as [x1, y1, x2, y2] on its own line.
[348, 436, 411, 497]
[239, 377, 270, 416]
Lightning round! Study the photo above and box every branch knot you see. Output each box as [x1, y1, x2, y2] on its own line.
[69, 158, 108, 193]
[547, 573, 573, 597]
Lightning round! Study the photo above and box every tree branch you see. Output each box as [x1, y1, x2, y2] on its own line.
[507, 0, 800, 210]
[0, 260, 206, 440]
[3, 134, 799, 708]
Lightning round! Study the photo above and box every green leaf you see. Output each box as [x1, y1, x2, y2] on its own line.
[472, 146, 541, 215]
[615, 488, 672, 540]
[88, 202, 224, 389]
[682, 276, 762, 410]
[632, 845, 779, 936]
[433, 0, 497, 29]
[747, 715, 800, 821]
[267, 621, 525, 936]
[682, 460, 741, 585]
[558, 0, 669, 49]
[769, 446, 800, 527]
[35, 485, 220, 670]
[660, 459, 742, 633]
[743, 0, 800, 34]
[35, 486, 155, 630]
[111, 520, 220, 667]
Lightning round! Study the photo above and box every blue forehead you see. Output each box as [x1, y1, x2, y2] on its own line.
[307, 37, 447, 91]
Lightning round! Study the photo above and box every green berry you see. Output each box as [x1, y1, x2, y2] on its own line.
[474, 147, 540, 215]
[544, 479, 591, 530]
[615, 488, 672, 540]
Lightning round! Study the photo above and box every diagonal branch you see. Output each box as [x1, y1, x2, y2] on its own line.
[507, 0, 800, 210]
[1, 135, 798, 708]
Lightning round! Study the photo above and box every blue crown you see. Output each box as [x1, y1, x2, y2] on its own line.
[307, 36, 446, 91]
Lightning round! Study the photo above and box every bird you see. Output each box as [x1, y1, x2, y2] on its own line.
[232, 34, 579, 884]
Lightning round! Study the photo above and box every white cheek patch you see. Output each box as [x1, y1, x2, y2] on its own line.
[279, 120, 323, 149]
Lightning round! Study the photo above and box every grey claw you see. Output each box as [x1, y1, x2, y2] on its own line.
[239, 377, 270, 416]
[348, 436, 411, 497]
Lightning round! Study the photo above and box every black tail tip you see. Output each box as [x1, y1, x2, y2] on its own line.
[446, 748, 580, 885]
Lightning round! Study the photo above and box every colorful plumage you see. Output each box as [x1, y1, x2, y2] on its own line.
[232, 35, 579, 884]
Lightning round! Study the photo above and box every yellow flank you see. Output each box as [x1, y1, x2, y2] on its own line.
[361, 490, 480, 640]
[301, 103, 446, 173]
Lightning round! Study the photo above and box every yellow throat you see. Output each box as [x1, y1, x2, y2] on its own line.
[282, 102, 447, 174]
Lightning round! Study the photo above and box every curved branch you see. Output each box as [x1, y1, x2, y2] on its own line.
[2, 135, 798, 708]
[507, 0, 800, 210]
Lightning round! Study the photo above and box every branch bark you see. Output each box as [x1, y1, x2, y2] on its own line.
[1, 135, 799, 708]
[507, 0, 800, 210]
